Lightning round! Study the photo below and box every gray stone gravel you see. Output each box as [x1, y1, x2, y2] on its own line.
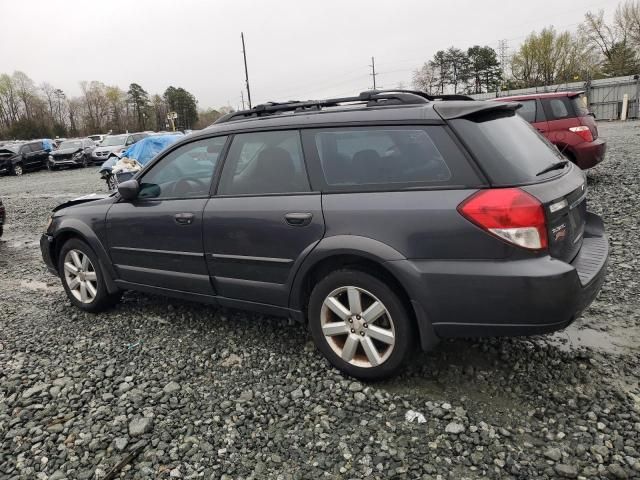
[1, 122, 640, 479]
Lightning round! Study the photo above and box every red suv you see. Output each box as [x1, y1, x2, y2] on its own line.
[494, 92, 606, 169]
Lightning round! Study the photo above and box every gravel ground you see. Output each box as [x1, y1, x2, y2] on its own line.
[1, 122, 639, 479]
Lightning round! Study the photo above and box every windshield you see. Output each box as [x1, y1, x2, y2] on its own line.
[101, 135, 127, 147]
[450, 111, 565, 185]
[59, 140, 82, 150]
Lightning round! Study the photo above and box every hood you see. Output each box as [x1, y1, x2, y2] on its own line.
[52, 192, 111, 213]
[0, 148, 19, 158]
[52, 147, 82, 156]
[94, 145, 124, 154]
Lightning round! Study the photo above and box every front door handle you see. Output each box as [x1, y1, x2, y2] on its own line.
[285, 212, 313, 227]
[174, 213, 194, 225]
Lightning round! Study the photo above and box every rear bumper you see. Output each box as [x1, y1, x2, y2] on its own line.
[390, 212, 608, 343]
[571, 138, 606, 169]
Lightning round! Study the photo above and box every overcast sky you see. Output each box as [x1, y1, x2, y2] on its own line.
[0, 0, 620, 110]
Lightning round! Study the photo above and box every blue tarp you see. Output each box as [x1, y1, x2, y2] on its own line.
[98, 134, 182, 174]
[42, 139, 53, 152]
[122, 134, 183, 166]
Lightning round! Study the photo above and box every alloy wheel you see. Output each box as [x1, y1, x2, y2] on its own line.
[63, 249, 98, 304]
[320, 286, 396, 368]
[13, 164, 23, 176]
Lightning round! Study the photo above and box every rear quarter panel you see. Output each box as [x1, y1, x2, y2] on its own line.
[321, 190, 511, 259]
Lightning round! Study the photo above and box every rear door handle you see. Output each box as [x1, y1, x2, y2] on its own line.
[285, 212, 313, 226]
[174, 213, 195, 225]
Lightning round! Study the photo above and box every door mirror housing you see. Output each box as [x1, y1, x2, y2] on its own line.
[118, 179, 140, 200]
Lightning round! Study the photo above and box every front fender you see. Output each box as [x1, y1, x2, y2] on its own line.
[52, 219, 119, 294]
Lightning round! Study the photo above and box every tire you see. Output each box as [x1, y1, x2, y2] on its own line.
[47, 162, 56, 171]
[308, 269, 414, 380]
[11, 163, 23, 176]
[57, 238, 121, 312]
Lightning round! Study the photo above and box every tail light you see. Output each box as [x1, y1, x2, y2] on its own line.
[569, 126, 593, 143]
[458, 188, 548, 250]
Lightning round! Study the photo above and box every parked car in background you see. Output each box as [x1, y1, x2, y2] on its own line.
[88, 134, 107, 145]
[41, 90, 609, 380]
[98, 133, 183, 189]
[0, 140, 49, 175]
[48, 138, 96, 170]
[494, 92, 606, 169]
[0, 196, 5, 237]
[91, 132, 148, 164]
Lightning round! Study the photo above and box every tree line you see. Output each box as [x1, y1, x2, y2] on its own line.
[0, 72, 221, 140]
[414, 0, 640, 94]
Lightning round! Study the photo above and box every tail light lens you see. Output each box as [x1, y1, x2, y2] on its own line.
[569, 126, 593, 143]
[458, 188, 548, 250]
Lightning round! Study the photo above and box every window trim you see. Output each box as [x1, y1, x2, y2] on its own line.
[300, 124, 486, 193]
[211, 129, 315, 198]
[123, 134, 231, 203]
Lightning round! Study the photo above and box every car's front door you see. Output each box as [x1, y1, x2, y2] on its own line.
[203, 130, 325, 307]
[106, 136, 228, 296]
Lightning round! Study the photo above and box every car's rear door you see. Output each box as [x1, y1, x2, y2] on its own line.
[23, 143, 39, 168]
[203, 130, 325, 307]
[106, 136, 228, 296]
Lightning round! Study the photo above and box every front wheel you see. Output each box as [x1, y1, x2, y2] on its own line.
[12, 163, 23, 176]
[58, 238, 121, 312]
[308, 270, 414, 380]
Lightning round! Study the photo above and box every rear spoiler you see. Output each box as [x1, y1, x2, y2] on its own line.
[433, 100, 521, 120]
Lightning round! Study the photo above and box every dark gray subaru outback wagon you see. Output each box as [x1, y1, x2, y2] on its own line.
[41, 90, 609, 380]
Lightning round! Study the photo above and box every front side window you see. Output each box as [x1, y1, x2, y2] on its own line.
[138, 136, 227, 199]
[311, 127, 452, 187]
[217, 130, 310, 195]
[516, 100, 537, 123]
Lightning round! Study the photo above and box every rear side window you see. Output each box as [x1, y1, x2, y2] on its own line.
[571, 95, 589, 116]
[516, 100, 537, 123]
[304, 126, 479, 190]
[544, 98, 572, 120]
[450, 112, 565, 185]
[29, 142, 42, 152]
[217, 130, 310, 195]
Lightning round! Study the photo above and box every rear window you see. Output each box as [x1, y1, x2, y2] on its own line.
[304, 126, 480, 190]
[450, 112, 565, 185]
[571, 95, 590, 116]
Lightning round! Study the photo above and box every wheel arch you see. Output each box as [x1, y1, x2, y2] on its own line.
[51, 221, 119, 294]
[289, 235, 439, 350]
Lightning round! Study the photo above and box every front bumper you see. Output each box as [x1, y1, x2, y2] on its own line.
[392, 212, 608, 341]
[50, 158, 84, 167]
[572, 138, 606, 169]
[40, 234, 58, 275]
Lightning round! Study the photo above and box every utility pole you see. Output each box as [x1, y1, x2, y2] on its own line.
[241, 32, 252, 109]
[370, 56, 377, 90]
[240, 90, 246, 110]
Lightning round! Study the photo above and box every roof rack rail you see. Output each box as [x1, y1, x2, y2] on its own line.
[213, 89, 473, 124]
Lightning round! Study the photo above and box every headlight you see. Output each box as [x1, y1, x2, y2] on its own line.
[48, 155, 54, 160]
[73, 151, 83, 158]
[45, 215, 53, 233]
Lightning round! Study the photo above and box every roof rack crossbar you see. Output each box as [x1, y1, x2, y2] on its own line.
[213, 89, 473, 124]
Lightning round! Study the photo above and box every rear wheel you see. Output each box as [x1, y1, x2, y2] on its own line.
[308, 269, 414, 380]
[58, 238, 121, 312]
[12, 163, 23, 176]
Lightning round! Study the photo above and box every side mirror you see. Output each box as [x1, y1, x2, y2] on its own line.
[118, 179, 140, 200]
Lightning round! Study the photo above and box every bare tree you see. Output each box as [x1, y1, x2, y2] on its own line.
[412, 63, 439, 94]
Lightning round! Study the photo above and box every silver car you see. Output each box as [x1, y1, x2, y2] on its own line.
[91, 133, 148, 164]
